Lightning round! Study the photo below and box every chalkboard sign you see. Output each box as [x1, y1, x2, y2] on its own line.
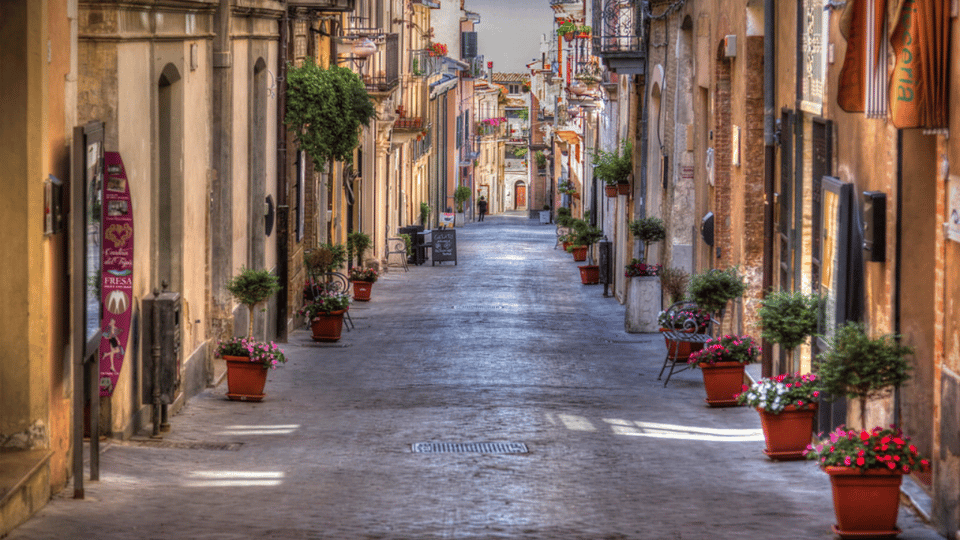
[431, 229, 457, 265]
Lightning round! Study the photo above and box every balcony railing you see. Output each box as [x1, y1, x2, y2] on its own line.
[410, 49, 441, 78]
[362, 33, 399, 93]
[591, 0, 646, 71]
[394, 116, 424, 130]
[462, 55, 486, 79]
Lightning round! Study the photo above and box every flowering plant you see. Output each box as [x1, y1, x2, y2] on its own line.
[557, 181, 577, 195]
[804, 425, 929, 474]
[349, 267, 379, 283]
[657, 308, 711, 332]
[687, 334, 760, 367]
[215, 336, 287, 369]
[429, 42, 448, 57]
[624, 259, 661, 277]
[736, 372, 819, 413]
[298, 290, 350, 319]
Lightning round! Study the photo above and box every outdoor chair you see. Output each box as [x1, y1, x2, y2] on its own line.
[657, 300, 714, 386]
[305, 271, 355, 331]
[386, 237, 409, 272]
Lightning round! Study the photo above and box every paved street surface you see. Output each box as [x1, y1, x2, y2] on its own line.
[8, 212, 944, 539]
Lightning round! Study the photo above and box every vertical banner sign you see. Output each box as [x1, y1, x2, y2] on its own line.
[800, 0, 826, 115]
[99, 152, 134, 396]
[948, 175, 960, 243]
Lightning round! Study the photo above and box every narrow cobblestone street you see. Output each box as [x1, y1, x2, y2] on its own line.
[7, 213, 943, 540]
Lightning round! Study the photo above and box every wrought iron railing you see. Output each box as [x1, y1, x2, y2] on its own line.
[410, 49, 440, 78]
[362, 33, 399, 93]
[463, 56, 486, 79]
[591, 0, 645, 57]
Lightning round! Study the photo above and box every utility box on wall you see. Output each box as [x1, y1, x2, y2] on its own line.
[141, 291, 182, 404]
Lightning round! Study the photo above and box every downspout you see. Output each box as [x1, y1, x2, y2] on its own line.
[275, 9, 289, 342]
[761, 0, 775, 378]
[638, 1, 651, 220]
[893, 129, 903, 427]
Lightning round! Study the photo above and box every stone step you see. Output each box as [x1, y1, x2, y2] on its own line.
[0, 449, 52, 537]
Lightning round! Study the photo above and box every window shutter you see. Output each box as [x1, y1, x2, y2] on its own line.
[461, 32, 478, 59]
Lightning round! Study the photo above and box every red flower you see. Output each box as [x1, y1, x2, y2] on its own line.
[860, 431, 870, 442]
[857, 457, 866, 467]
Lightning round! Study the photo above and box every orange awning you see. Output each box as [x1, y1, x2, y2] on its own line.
[888, 0, 950, 128]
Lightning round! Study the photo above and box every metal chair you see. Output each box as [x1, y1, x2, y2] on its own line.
[657, 300, 714, 386]
[305, 272, 355, 331]
[386, 237, 409, 272]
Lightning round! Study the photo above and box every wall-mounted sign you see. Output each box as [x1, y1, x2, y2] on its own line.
[800, 0, 827, 115]
[99, 152, 134, 396]
[948, 175, 960, 243]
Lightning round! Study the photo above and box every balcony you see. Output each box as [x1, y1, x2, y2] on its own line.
[591, 0, 646, 74]
[353, 33, 399, 93]
[410, 49, 441, 78]
[394, 116, 424, 131]
[462, 56, 486, 79]
[288, 0, 355, 10]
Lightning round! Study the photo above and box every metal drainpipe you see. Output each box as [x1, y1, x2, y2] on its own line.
[275, 9, 289, 342]
[761, 0, 775, 378]
[894, 129, 903, 428]
[638, 1, 651, 221]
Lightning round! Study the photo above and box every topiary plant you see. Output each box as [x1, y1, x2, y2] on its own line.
[453, 186, 471, 213]
[688, 267, 746, 317]
[759, 290, 822, 354]
[305, 243, 347, 276]
[346, 231, 373, 268]
[420, 202, 431, 225]
[225, 267, 281, 338]
[815, 321, 913, 428]
[629, 216, 666, 263]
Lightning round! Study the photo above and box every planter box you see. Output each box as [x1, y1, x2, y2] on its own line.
[455, 212, 465, 227]
[539, 210, 551, 224]
[625, 276, 661, 333]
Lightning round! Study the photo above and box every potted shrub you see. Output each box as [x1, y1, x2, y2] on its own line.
[555, 207, 573, 228]
[535, 150, 547, 170]
[737, 372, 820, 460]
[806, 321, 915, 537]
[625, 216, 665, 333]
[225, 267, 281, 339]
[688, 267, 746, 327]
[453, 185, 471, 226]
[346, 231, 373, 268]
[628, 216, 665, 265]
[220, 267, 283, 401]
[305, 243, 348, 278]
[687, 334, 760, 407]
[348, 267, 378, 301]
[215, 337, 287, 402]
[298, 290, 351, 342]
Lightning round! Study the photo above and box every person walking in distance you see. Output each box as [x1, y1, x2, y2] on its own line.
[477, 196, 488, 222]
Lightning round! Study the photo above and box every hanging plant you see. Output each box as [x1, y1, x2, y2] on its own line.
[285, 59, 376, 170]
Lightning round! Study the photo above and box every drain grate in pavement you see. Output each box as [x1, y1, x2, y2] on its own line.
[122, 439, 243, 451]
[411, 442, 529, 454]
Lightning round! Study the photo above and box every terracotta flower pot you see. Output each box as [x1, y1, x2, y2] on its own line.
[660, 328, 704, 361]
[563, 31, 575, 42]
[617, 182, 630, 195]
[352, 280, 373, 301]
[570, 245, 587, 262]
[698, 361, 745, 407]
[604, 185, 618, 198]
[578, 265, 599, 284]
[757, 404, 817, 460]
[223, 355, 267, 402]
[825, 466, 903, 538]
[311, 309, 347, 342]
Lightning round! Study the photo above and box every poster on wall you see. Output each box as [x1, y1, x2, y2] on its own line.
[99, 152, 134, 396]
[948, 175, 960, 243]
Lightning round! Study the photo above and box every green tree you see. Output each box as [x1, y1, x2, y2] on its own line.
[285, 60, 376, 170]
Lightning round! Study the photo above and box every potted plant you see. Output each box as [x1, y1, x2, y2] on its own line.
[220, 267, 283, 401]
[629, 216, 666, 265]
[555, 206, 573, 228]
[758, 290, 822, 369]
[688, 267, 746, 328]
[428, 42, 448, 57]
[624, 216, 665, 333]
[298, 290, 351, 342]
[556, 20, 578, 41]
[577, 25, 592, 38]
[557, 180, 577, 197]
[348, 267, 378, 301]
[737, 372, 820, 460]
[805, 321, 915, 537]
[805, 425, 928, 537]
[215, 337, 287, 402]
[687, 334, 760, 407]
[305, 243, 348, 281]
[453, 185, 471, 226]
[592, 139, 632, 196]
[535, 150, 547, 170]
[565, 217, 602, 282]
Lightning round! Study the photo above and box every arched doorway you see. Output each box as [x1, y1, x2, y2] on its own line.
[514, 181, 527, 210]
